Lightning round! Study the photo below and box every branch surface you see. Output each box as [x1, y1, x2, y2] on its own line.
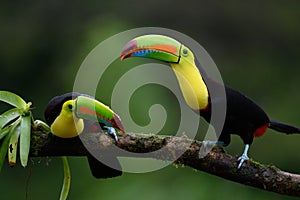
[30, 131, 300, 197]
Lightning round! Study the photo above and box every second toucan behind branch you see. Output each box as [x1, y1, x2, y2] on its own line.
[44, 92, 124, 178]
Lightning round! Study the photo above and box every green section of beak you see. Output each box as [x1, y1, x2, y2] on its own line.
[121, 34, 182, 63]
[75, 96, 114, 123]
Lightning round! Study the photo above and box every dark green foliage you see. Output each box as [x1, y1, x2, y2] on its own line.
[1, 1, 300, 199]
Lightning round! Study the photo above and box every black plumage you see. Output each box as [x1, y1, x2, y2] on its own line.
[196, 57, 300, 147]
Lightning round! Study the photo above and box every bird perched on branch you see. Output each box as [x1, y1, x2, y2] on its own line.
[44, 92, 124, 178]
[120, 34, 300, 168]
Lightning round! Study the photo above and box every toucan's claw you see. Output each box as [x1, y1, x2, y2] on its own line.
[237, 153, 249, 169]
[199, 141, 214, 158]
[199, 141, 225, 158]
[237, 144, 250, 169]
[103, 126, 118, 142]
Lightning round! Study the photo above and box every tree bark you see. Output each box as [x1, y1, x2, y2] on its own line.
[30, 131, 300, 198]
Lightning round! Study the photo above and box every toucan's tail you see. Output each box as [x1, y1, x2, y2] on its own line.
[269, 120, 300, 134]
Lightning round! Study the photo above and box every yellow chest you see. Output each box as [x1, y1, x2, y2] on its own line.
[171, 61, 209, 110]
[51, 113, 84, 138]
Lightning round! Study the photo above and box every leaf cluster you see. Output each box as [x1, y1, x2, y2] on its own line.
[0, 91, 32, 170]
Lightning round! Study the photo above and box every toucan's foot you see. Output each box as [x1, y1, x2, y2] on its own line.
[199, 141, 225, 158]
[237, 153, 249, 169]
[202, 140, 225, 148]
[237, 144, 250, 169]
[103, 126, 118, 142]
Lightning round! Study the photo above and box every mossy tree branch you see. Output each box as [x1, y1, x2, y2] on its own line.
[29, 131, 300, 198]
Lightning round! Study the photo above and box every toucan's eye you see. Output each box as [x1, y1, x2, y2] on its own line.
[182, 49, 188, 57]
[68, 104, 73, 111]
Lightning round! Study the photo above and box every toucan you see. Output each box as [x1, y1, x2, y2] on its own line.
[44, 92, 124, 178]
[120, 34, 300, 168]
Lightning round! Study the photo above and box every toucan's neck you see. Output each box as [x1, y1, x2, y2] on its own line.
[170, 59, 209, 110]
[51, 111, 84, 138]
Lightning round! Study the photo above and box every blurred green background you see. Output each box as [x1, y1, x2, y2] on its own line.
[1, 1, 300, 199]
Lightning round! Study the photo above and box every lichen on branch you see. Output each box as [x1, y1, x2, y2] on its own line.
[29, 131, 300, 198]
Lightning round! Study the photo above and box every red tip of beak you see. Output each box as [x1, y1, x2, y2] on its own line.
[113, 113, 125, 135]
[120, 40, 137, 60]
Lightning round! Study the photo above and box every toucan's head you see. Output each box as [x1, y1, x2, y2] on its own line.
[120, 34, 196, 65]
[45, 92, 125, 138]
[120, 34, 209, 110]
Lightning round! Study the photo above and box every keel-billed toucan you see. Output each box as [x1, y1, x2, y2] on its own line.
[44, 92, 124, 178]
[120, 34, 300, 168]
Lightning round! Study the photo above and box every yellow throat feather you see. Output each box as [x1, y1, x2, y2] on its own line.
[50, 100, 84, 138]
[170, 47, 209, 110]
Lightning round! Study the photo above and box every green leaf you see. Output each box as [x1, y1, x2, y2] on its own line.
[0, 126, 11, 140]
[0, 91, 27, 109]
[19, 113, 31, 167]
[8, 124, 20, 167]
[0, 118, 21, 140]
[0, 128, 13, 172]
[0, 108, 22, 129]
[60, 156, 71, 200]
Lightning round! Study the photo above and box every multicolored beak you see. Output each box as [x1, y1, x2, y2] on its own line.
[120, 34, 182, 63]
[75, 96, 125, 134]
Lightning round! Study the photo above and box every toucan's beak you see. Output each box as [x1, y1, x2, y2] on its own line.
[75, 96, 125, 134]
[120, 34, 182, 63]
